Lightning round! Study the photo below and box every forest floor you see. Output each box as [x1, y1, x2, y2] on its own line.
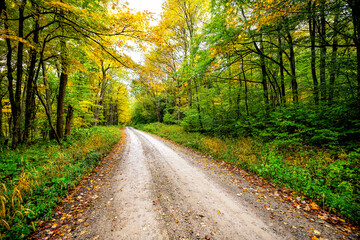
[31, 127, 359, 240]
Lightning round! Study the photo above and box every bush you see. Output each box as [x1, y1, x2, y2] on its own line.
[181, 109, 202, 132]
[0, 126, 121, 239]
[163, 112, 177, 124]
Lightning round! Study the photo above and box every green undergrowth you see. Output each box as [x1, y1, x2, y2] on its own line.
[0, 126, 121, 239]
[136, 122, 360, 224]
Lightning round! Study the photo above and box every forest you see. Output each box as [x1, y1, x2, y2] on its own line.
[1, 0, 360, 238]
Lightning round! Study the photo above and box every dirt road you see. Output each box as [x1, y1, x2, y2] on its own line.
[69, 127, 354, 240]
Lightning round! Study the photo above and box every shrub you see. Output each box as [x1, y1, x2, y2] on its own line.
[0, 126, 121, 239]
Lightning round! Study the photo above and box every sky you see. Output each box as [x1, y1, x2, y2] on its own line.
[127, 0, 164, 21]
[124, 0, 164, 63]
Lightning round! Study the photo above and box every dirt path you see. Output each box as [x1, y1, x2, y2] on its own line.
[43, 127, 357, 240]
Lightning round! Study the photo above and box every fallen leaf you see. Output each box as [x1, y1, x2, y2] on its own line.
[310, 202, 319, 210]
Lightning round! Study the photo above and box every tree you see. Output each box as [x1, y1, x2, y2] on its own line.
[1, 0, 153, 147]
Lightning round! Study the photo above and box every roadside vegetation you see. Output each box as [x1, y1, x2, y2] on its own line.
[131, 0, 360, 227]
[136, 122, 360, 225]
[0, 126, 121, 239]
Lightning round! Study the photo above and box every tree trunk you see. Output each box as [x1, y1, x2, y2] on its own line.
[65, 105, 74, 136]
[94, 61, 108, 126]
[56, 38, 68, 139]
[236, 60, 242, 119]
[278, 37, 286, 104]
[319, 0, 327, 101]
[329, 11, 339, 103]
[177, 78, 182, 123]
[241, 57, 249, 117]
[6, 0, 27, 148]
[4, 5, 15, 145]
[309, 1, 319, 105]
[156, 100, 161, 122]
[260, 41, 270, 113]
[287, 32, 298, 103]
[193, 78, 203, 130]
[187, 78, 192, 107]
[41, 61, 56, 140]
[23, 16, 39, 144]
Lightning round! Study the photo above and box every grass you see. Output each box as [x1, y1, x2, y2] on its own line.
[0, 126, 122, 239]
[136, 122, 360, 225]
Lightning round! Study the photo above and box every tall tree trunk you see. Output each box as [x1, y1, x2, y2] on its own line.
[175, 77, 181, 124]
[6, 0, 27, 147]
[23, 16, 39, 144]
[329, 11, 339, 103]
[193, 78, 203, 130]
[278, 37, 286, 104]
[260, 41, 270, 113]
[187, 78, 192, 107]
[56, 37, 68, 139]
[287, 32, 298, 103]
[319, 0, 327, 101]
[41, 61, 56, 140]
[14, 0, 26, 146]
[156, 99, 161, 122]
[236, 60, 242, 119]
[309, 1, 319, 105]
[4, 4, 15, 144]
[94, 61, 108, 126]
[241, 57, 250, 117]
[65, 105, 74, 136]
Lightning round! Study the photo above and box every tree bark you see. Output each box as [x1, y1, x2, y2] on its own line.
[94, 61, 108, 126]
[260, 41, 270, 113]
[193, 78, 203, 130]
[278, 37, 286, 105]
[319, 0, 327, 102]
[65, 104, 74, 136]
[329, 11, 339, 103]
[6, 0, 27, 147]
[287, 32, 298, 103]
[241, 57, 249, 117]
[56, 38, 68, 139]
[23, 15, 39, 144]
[309, 0, 319, 105]
[156, 100, 161, 122]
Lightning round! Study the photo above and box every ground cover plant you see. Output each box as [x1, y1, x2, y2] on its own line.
[136, 122, 360, 225]
[0, 126, 121, 240]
